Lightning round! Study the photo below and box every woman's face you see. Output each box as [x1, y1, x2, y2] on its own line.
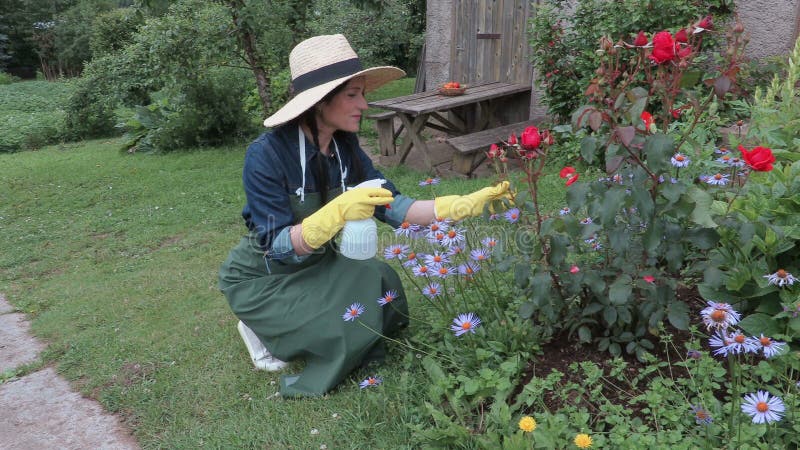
[317, 77, 368, 134]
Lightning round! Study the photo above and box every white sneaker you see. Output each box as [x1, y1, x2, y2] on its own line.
[237, 321, 287, 372]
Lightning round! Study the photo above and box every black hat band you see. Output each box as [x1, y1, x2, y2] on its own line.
[292, 58, 363, 94]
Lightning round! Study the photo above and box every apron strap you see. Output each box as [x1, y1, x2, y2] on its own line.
[297, 126, 347, 204]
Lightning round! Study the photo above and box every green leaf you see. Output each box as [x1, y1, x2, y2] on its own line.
[603, 306, 618, 325]
[685, 228, 720, 250]
[643, 219, 663, 255]
[667, 301, 690, 330]
[643, 134, 674, 173]
[531, 272, 552, 305]
[738, 313, 782, 337]
[600, 187, 627, 226]
[566, 182, 589, 212]
[518, 302, 536, 319]
[660, 181, 686, 204]
[580, 136, 599, 164]
[688, 186, 717, 228]
[582, 302, 604, 315]
[583, 272, 606, 298]
[548, 235, 568, 266]
[578, 326, 592, 343]
[514, 264, 531, 288]
[609, 275, 633, 305]
[609, 342, 622, 356]
[632, 186, 654, 220]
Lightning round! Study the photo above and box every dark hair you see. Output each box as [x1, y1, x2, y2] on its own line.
[288, 80, 365, 205]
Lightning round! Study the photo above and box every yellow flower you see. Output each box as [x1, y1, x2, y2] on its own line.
[574, 433, 593, 448]
[518, 416, 537, 432]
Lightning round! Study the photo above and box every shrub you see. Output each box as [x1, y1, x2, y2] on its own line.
[89, 7, 142, 58]
[0, 71, 18, 85]
[529, 0, 733, 121]
[0, 80, 74, 152]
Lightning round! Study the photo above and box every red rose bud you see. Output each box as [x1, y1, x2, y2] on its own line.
[677, 46, 692, 59]
[633, 31, 648, 47]
[508, 133, 518, 145]
[698, 15, 713, 30]
[520, 126, 541, 150]
[643, 275, 655, 284]
[487, 143, 500, 159]
[670, 109, 682, 119]
[541, 129, 555, 145]
[739, 145, 775, 171]
[649, 31, 676, 64]
[641, 111, 656, 132]
[675, 28, 688, 43]
[570, 265, 580, 274]
[559, 166, 576, 178]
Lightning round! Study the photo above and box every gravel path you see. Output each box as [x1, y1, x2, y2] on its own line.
[0, 293, 140, 449]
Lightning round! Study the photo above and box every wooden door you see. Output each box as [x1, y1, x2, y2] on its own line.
[450, 0, 534, 85]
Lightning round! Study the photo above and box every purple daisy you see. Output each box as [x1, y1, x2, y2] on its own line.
[450, 312, 481, 336]
[504, 208, 521, 223]
[412, 264, 432, 277]
[377, 290, 398, 306]
[342, 303, 365, 322]
[394, 221, 420, 237]
[359, 375, 383, 389]
[422, 282, 442, 299]
[741, 391, 785, 424]
[700, 301, 740, 330]
[424, 251, 451, 267]
[383, 244, 409, 260]
[458, 262, 481, 277]
[419, 177, 440, 186]
[470, 248, 491, 262]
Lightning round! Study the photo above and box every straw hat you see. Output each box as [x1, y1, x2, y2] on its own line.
[263, 34, 405, 128]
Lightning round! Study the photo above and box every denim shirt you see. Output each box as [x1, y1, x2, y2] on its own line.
[241, 124, 414, 262]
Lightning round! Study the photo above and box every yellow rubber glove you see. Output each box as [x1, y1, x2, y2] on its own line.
[434, 181, 512, 221]
[301, 187, 395, 249]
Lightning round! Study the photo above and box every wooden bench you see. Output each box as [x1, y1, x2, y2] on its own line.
[366, 111, 405, 156]
[446, 120, 538, 175]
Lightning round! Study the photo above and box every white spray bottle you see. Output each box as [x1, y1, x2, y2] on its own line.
[340, 179, 386, 260]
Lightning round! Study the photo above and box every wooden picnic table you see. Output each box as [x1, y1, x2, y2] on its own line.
[368, 81, 531, 172]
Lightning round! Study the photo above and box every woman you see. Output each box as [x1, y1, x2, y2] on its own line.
[219, 34, 510, 397]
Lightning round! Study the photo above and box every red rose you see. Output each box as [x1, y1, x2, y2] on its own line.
[643, 275, 655, 284]
[739, 145, 775, 171]
[675, 28, 688, 43]
[487, 143, 500, 159]
[633, 31, 648, 47]
[670, 109, 682, 119]
[559, 166, 576, 178]
[649, 31, 676, 64]
[508, 133, 518, 145]
[520, 126, 541, 150]
[641, 111, 656, 132]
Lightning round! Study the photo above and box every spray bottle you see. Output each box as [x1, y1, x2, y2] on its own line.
[339, 179, 386, 260]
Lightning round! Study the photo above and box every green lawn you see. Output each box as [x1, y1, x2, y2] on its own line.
[0, 78, 567, 448]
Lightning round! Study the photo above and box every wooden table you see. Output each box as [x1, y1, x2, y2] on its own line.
[368, 81, 531, 171]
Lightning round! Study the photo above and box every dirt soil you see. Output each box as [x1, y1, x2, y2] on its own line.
[0, 293, 140, 449]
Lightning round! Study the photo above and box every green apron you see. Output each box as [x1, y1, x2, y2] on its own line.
[218, 188, 409, 397]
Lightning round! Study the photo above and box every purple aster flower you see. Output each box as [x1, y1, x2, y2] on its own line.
[764, 269, 797, 287]
[377, 290, 398, 306]
[692, 405, 713, 425]
[671, 153, 690, 167]
[559, 207, 571, 215]
[611, 174, 624, 184]
[433, 265, 455, 278]
[686, 349, 702, 360]
[705, 173, 730, 186]
[342, 303, 365, 322]
[419, 177, 440, 186]
[458, 262, 481, 277]
[504, 208, 521, 223]
[450, 312, 481, 336]
[383, 244, 409, 260]
[716, 154, 733, 164]
[401, 251, 418, 267]
[412, 264, 432, 277]
[700, 301, 740, 330]
[441, 228, 466, 247]
[714, 147, 729, 154]
[359, 375, 383, 389]
[446, 245, 464, 257]
[481, 237, 499, 249]
[591, 242, 603, 251]
[725, 329, 759, 355]
[488, 213, 500, 221]
[709, 330, 734, 357]
[424, 251, 451, 267]
[741, 391, 785, 424]
[470, 248, 491, 261]
[394, 221, 420, 237]
[580, 217, 593, 225]
[422, 282, 442, 299]
[754, 334, 787, 358]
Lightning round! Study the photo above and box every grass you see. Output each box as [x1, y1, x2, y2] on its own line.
[0, 97, 567, 447]
[360, 77, 417, 153]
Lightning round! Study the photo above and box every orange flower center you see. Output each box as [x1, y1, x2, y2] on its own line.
[714, 174, 723, 180]
[434, 256, 442, 262]
[419, 267, 428, 273]
[407, 252, 416, 260]
[777, 269, 787, 278]
[384, 294, 394, 302]
[429, 287, 437, 294]
[710, 310, 727, 322]
[756, 402, 769, 413]
[696, 410, 708, 420]
[350, 309, 358, 315]
[477, 255, 485, 260]
[425, 178, 433, 183]
[511, 213, 518, 219]
[392, 248, 401, 255]
[435, 232, 444, 240]
[760, 337, 771, 346]
[466, 267, 474, 274]
[448, 230, 457, 238]
[722, 155, 730, 161]
[368, 378, 377, 385]
[401, 221, 410, 229]
[676, 155, 685, 161]
[439, 267, 448, 275]
[734, 335, 745, 343]
[430, 224, 439, 231]
[461, 322, 472, 330]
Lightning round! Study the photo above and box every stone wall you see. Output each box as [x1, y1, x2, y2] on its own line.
[425, 1, 800, 121]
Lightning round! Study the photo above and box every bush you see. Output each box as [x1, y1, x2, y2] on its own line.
[0, 71, 18, 85]
[89, 7, 142, 58]
[0, 80, 74, 152]
[529, 0, 733, 121]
